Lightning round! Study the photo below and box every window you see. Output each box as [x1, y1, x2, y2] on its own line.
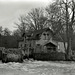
[20, 44, 22, 47]
[47, 47, 56, 52]
[43, 33, 46, 36]
[47, 33, 49, 36]
[29, 43, 31, 47]
[43, 33, 46, 40]
[47, 33, 49, 40]
[58, 45, 60, 49]
[24, 44, 26, 47]
[37, 44, 40, 46]
[72, 52, 74, 55]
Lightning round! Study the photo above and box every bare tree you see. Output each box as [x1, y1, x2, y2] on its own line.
[0, 26, 3, 35]
[26, 8, 47, 31]
[46, 0, 75, 60]
[65, 0, 75, 60]
[14, 15, 27, 36]
[15, 8, 47, 36]
[3, 28, 11, 36]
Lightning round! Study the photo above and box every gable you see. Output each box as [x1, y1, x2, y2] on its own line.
[40, 30, 53, 40]
[30, 28, 54, 40]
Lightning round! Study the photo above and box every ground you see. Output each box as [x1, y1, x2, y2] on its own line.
[0, 60, 75, 75]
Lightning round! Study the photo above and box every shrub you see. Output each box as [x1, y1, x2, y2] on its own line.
[2, 48, 23, 63]
[33, 52, 65, 61]
[7, 53, 23, 62]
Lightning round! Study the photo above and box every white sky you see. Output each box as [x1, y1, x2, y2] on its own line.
[0, 0, 53, 31]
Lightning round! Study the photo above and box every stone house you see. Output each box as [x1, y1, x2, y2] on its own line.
[21, 28, 67, 59]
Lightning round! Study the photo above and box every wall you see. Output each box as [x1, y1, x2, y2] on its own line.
[57, 42, 67, 53]
[36, 31, 53, 45]
[40, 31, 52, 40]
[18, 41, 24, 48]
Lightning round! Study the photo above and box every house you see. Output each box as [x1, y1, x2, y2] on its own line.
[21, 27, 66, 60]
[18, 38, 24, 48]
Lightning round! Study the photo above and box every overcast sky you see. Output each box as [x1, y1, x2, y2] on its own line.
[0, 0, 52, 31]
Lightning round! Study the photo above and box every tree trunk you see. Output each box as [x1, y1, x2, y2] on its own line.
[65, 0, 72, 60]
[66, 38, 72, 60]
[65, 0, 69, 60]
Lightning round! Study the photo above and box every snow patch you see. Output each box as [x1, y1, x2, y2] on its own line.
[0, 61, 75, 74]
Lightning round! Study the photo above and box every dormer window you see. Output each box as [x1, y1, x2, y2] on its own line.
[43, 33, 46, 40]
[47, 33, 50, 40]
[37, 44, 40, 46]
[43, 33, 46, 36]
[47, 33, 49, 36]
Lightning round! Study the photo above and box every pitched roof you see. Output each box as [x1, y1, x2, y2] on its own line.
[32, 28, 54, 39]
[44, 40, 58, 46]
[22, 27, 66, 42]
[22, 27, 54, 39]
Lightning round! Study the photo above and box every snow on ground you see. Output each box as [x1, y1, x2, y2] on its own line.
[0, 60, 75, 75]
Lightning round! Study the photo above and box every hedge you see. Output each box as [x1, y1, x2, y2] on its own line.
[33, 52, 65, 61]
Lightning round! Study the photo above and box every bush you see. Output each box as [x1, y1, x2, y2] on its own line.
[2, 53, 23, 63]
[4, 48, 22, 54]
[7, 53, 23, 62]
[2, 48, 23, 63]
